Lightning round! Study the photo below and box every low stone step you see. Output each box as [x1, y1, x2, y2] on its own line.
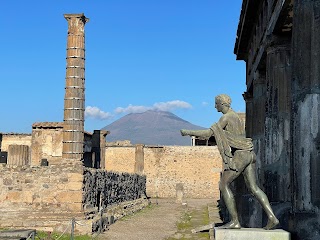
[0, 229, 36, 240]
[214, 228, 291, 240]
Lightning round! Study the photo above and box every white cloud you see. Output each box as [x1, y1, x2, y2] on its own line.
[115, 104, 150, 114]
[85, 100, 192, 120]
[152, 100, 192, 111]
[115, 100, 192, 114]
[85, 106, 113, 120]
[202, 101, 209, 106]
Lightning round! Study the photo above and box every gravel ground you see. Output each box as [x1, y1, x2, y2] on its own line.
[98, 198, 215, 240]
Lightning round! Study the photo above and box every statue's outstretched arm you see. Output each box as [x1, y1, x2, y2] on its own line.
[180, 128, 213, 138]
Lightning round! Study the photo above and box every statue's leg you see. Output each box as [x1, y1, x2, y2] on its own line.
[219, 169, 242, 229]
[243, 161, 279, 230]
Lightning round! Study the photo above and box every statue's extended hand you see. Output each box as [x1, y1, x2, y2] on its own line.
[180, 129, 189, 136]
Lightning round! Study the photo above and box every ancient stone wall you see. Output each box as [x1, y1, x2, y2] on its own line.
[0, 161, 84, 232]
[0, 133, 32, 151]
[31, 124, 64, 166]
[105, 145, 222, 200]
[0, 162, 148, 233]
[82, 168, 147, 232]
[105, 146, 136, 172]
[83, 168, 146, 209]
[30, 123, 95, 167]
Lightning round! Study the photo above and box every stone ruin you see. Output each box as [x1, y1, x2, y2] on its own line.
[0, 13, 148, 234]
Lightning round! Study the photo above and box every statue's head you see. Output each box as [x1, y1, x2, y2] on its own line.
[215, 94, 231, 112]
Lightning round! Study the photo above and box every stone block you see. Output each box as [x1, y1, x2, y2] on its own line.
[22, 191, 34, 203]
[66, 181, 83, 191]
[6, 191, 22, 202]
[55, 191, 82, 203]
[42, 193, 56, 203]
[191, 223, 215, 233]
[66, 202, 83, 212]
[214, 228, 290, 240]
[57, 183, 66, 190]
[0, 229, 36, 239]
[67, 173, 83, 182]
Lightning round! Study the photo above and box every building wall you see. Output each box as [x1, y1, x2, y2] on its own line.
[31, 128, 63, 166]
[235, 0, 320, 239]
[105, 145, 222, 200]
[0, 134, 32, 151]
[289, 1, 320, 239]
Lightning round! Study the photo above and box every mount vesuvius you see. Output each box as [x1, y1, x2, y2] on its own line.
[102, 110, 206, 146]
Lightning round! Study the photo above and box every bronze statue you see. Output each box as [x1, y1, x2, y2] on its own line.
[181, 94, 279, 230]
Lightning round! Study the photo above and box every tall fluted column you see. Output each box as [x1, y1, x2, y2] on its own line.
[62, 13, 89, 160]
[292, 0, 320, 212]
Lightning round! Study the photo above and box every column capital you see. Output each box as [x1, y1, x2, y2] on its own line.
[64, 13, 89, 34]
[266, 35, 291, 54]
[64, 13, 89, 23]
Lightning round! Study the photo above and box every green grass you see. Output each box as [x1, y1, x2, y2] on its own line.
[0, 229, 92, 240]
[119, 203, 158, 221]
[177, 211, 193, 230]
[35, 231, 92, 240]
[201, 207, 210, 225]
[166, 206, 210, 240]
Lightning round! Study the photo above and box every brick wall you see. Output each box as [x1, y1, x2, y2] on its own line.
[105, 145, 222, 200]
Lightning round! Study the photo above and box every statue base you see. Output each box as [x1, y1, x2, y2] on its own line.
[214, 227, 290, 240]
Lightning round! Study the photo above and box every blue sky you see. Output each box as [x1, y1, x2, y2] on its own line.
[1, 0, 245, 133]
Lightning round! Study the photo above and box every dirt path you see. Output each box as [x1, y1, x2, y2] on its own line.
[98, 198, 217, 240]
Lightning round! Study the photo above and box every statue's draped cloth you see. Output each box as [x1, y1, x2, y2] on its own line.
[210, 123, 253, 170]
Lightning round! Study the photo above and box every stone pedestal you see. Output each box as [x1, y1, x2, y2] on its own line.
[214, 228, 290, 240]
[175, 183, 184, 203]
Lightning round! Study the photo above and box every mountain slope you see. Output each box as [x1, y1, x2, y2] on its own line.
[102, 110, 206, 146]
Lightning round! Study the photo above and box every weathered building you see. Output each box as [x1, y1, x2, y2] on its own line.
[0, 133, 31, 165]
[31, 122, 64, 166]
[235, 0, 320, 239]
[105, 145, 222, 200]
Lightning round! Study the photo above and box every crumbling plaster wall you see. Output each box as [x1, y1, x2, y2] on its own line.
[105, 145, 222, 200]
[31, 128, 63, 166]
[0, 134, 32, 151]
